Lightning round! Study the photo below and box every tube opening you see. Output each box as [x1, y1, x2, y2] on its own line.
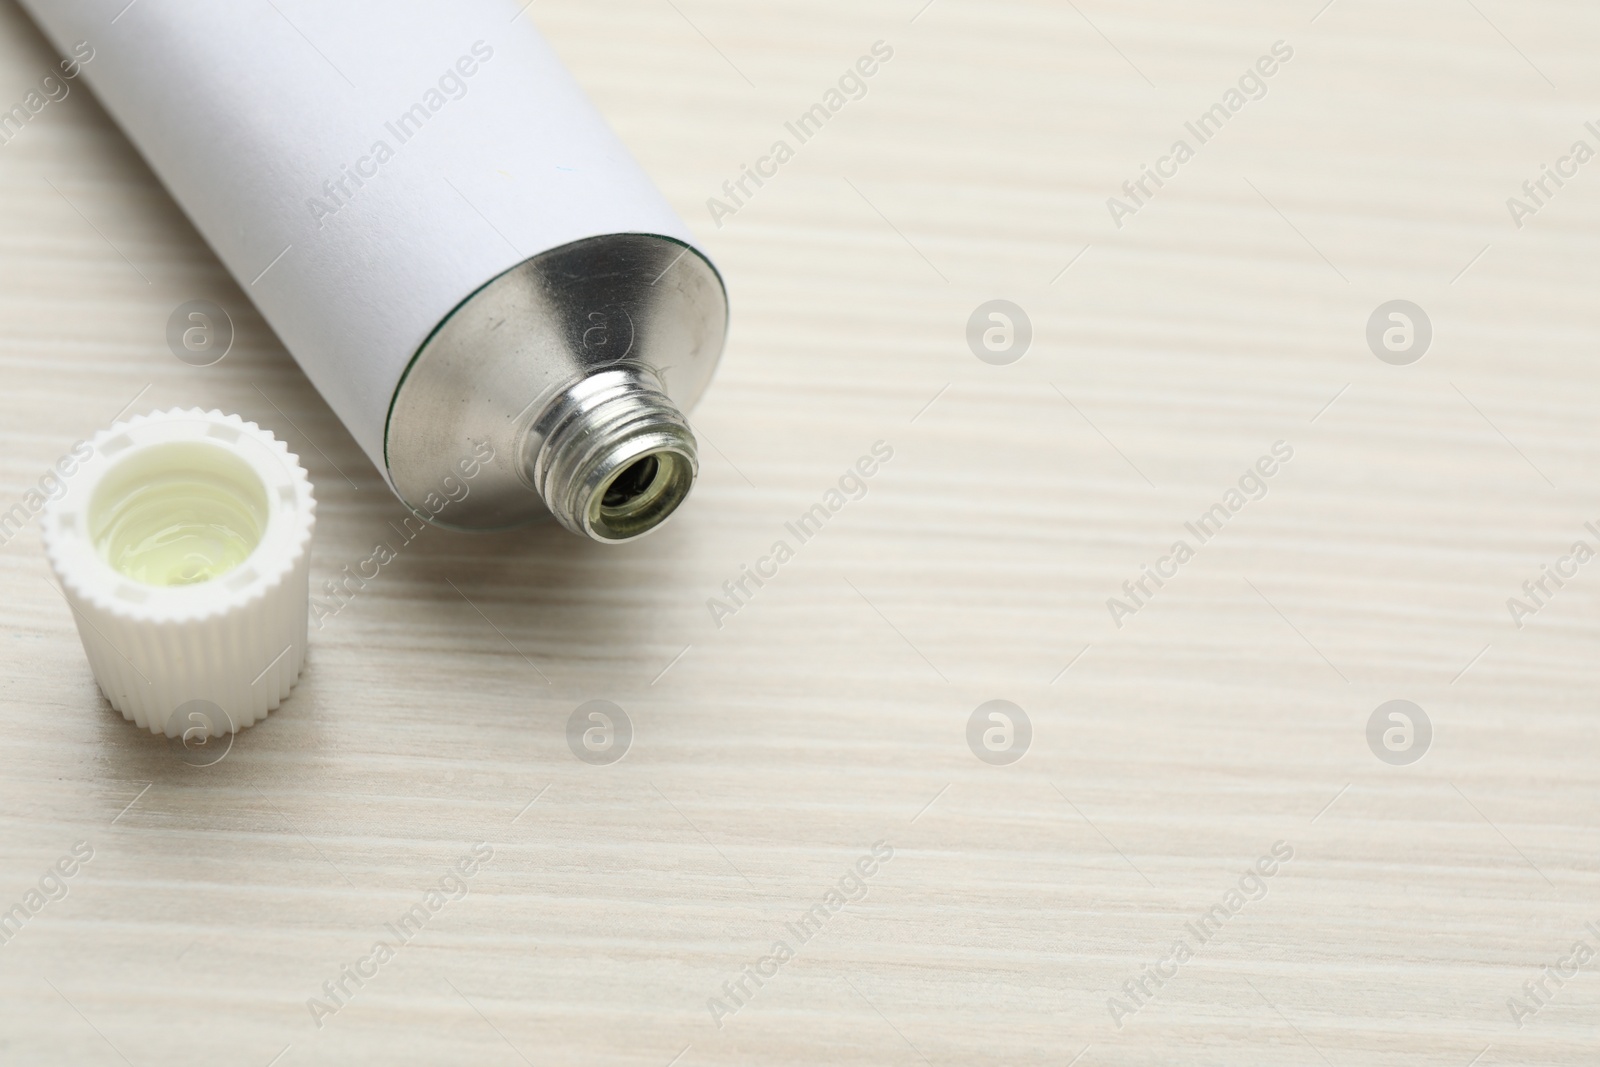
[589, 449, 693, 541]
[603, 455, 660, 509]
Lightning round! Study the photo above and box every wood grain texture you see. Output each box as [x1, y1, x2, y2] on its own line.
[2, 0, 1598, 1063]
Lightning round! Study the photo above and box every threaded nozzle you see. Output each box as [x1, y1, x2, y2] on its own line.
[527, 369, 698, 543]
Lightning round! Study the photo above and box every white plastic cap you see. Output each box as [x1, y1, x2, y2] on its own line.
[40, 409, 316, 737]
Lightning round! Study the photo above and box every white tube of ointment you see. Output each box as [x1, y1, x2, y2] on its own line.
[21, 0, 727, 542]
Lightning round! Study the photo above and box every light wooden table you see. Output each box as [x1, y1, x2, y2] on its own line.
[2, 0, 1598, 1063]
